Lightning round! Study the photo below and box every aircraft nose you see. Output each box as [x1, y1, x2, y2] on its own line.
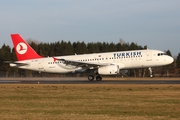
[168, 56, 174, 64]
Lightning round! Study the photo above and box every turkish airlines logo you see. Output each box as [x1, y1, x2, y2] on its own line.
[16, 42, 28, 55]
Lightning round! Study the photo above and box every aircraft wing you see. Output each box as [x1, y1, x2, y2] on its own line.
[54, 58, 111, 69]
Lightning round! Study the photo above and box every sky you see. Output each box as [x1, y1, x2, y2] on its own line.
[0, 0, 180, 56]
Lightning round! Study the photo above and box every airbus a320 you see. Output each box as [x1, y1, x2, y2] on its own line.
[7, 34, 174, 81]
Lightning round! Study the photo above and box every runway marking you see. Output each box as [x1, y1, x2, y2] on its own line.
[0, 80, 180, 84]
[0, 80, 20, 83]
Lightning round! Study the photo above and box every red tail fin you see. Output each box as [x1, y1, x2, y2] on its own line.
[11, 34, 42, 61]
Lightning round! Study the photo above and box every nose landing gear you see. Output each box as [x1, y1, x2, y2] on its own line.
[149, 67, 153, 78]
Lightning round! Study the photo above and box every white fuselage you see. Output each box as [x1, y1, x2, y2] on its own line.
[10, 49, 174, 74]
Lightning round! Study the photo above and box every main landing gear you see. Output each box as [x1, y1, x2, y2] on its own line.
[148, 67, 153, 78]
[88, 75, 102, 81]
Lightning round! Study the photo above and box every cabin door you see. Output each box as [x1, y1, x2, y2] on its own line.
[38, 59, 44, 72]
[146, 51, 152, 61]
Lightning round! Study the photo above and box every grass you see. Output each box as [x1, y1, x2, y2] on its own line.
[0, 84, 180, 120]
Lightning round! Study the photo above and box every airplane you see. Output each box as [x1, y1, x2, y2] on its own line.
[7, 34, 174, 81]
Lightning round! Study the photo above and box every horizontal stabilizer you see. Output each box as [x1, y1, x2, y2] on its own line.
[5, 61, 28, 67]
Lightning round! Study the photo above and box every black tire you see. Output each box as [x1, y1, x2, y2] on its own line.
[88, 75, 94, 81]
[96, 75, 102, 81]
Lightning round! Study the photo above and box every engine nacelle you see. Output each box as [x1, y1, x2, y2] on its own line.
[98, 65, 119, 75]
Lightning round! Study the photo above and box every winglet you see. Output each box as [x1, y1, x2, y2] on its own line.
[53, 57, 57, 62]
[11, 34, 42, 61]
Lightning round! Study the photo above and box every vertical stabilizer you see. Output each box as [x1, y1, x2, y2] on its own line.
[11, 34, 42, 61]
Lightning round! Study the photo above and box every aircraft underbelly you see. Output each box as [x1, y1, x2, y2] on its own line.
[44, 63, 76, 73]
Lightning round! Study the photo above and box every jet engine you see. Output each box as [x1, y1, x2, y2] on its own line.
[98, 65, 119, 75]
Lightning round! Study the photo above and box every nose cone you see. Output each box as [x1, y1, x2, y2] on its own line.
[168, 56, 174, 64]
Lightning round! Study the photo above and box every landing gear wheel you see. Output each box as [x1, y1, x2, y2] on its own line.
[149, 67, 154, 78]
[88, 75, 94, 81]
[150, 74, 153, 78]
[96, 75, 102, 81]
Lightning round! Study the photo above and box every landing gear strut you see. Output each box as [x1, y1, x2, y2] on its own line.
[88, 75, 102, 81]
[148, 67, 153, 78]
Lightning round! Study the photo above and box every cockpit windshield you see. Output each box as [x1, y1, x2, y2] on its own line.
[157, 53, 166, 56]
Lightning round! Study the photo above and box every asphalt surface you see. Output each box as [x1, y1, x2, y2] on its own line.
[0, 77, 180, 84]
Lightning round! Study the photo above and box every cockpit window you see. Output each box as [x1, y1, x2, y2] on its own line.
[157, 53, 166, 56]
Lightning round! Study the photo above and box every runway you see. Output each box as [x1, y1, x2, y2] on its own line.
[0, 77, 180, 84]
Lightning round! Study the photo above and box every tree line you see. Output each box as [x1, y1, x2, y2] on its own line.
[0, 39, 180, 77]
